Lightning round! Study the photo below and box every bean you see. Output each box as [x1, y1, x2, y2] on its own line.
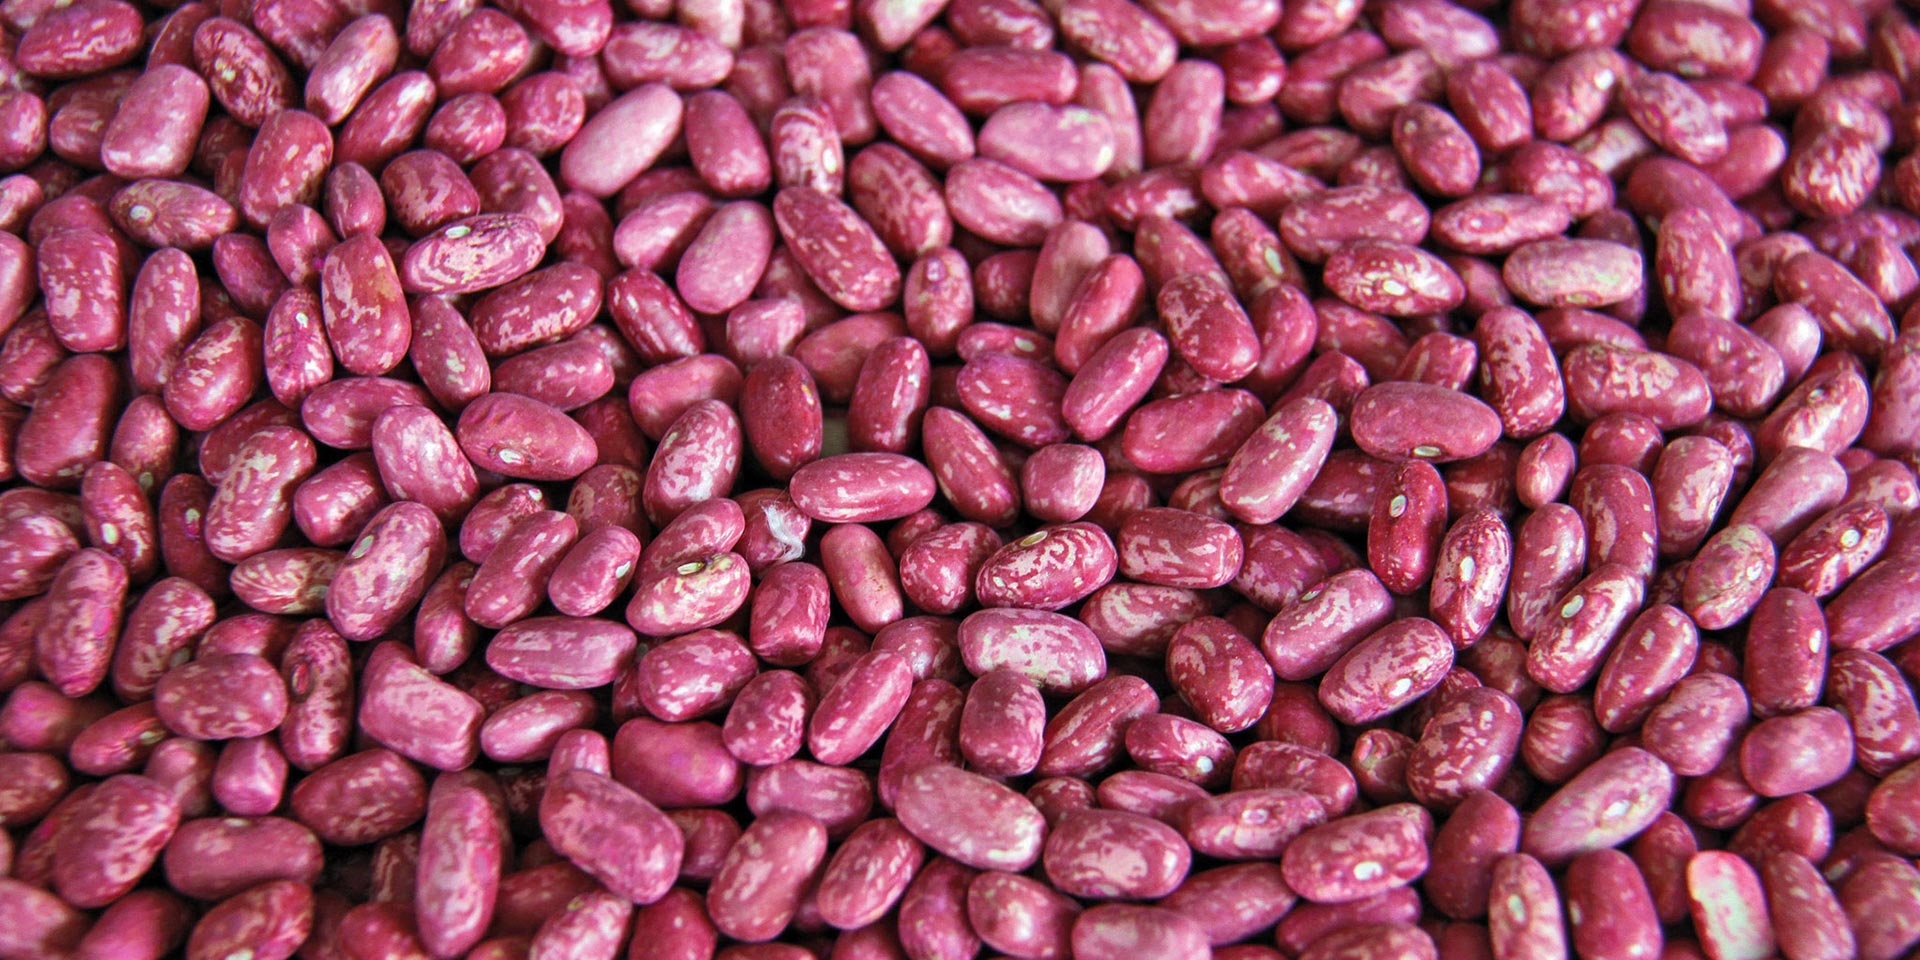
[5, 1, 1920, 954]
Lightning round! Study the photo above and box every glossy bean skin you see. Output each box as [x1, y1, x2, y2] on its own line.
[13, 0, 1920, 955]
[1524, 748, 1675, 867]
[1282, 804, 1430, 904]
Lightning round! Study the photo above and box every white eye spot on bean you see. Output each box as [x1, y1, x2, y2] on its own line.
[1389, 495, 1407, 518]
[1353, 861, 1382, 881]
[1561, 595, 1585, 618]
[1413, 445, 1441, 458]
[446, 225, 472, 239]
[1841, 529, 1862, 549]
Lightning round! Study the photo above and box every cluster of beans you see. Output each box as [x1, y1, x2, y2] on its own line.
[6, 0, 1920, 955]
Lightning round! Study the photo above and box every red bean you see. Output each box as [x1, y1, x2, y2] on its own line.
[11, 0, 1920, 953]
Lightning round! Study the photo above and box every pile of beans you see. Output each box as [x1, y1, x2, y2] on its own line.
[5, 0, 1920, 955]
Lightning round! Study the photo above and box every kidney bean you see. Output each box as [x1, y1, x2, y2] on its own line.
[1067, 583, 1195, 660]
[971, 521, 1115, 611]
[1408, 789, 1514, 923]
[1752, 851, 1855, 960]
[1360, 459, 1444, 597]
[1681, 522, 1776, 630]
[286, 751, 419, 851]
[608, 717, 741, 812]
[30, 546, 127, 698]
[1728, 793, 1830, 875]
[484, 617, 636, 697]
[797, 649, 908, 765]
[1824, 648, 1920, 780]
[1161, 617, 1269, 733]
[1837, 854, 1920, 959]
[798, 816, 920, 930]
[464, 509, 580, 627]
[952, 608, 1098, 698]
[1036, 807, 1190, 901]
[1401, 683, 1520, 807]
[1111, 508, 1239, 590]
[788, 452, 938, 524]
[959, 871, 1081, 960]
[47, 772, 179, 908]
[619, 890, 716, 960]
[702, 809, 827, 941]
[1684, 851, 1777, 960]
[1585, 601, 1700, 735]
[1504, 239, 1646, 310]
[888, 763, 1048, 873]
[1277, 804, 1429, 906]
[1251, 569, 1384, 681]
[357, 644, 482, 772]
[68, 886, 189, 959]
[159, 816, 321, 904]
[625, 540, 750, 636]
[0, 505, 79, 604]
[536, 769, 683, 907]
[11, 0, 1920, 951]
[1523, 747, 1675, 867]
[1574, 420, 1666, 491]
[1611, 812, 1691, 931]
[1682, 753, 1764, 833]
[1638, 669, 1749, 777]
[918, 407, 1017, 528]
[1519, 691, 1607, 788]
[1736, 706, 1853, 801]
[1124, 388, 1268, 475]
[1314, 616, 1450, 726]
